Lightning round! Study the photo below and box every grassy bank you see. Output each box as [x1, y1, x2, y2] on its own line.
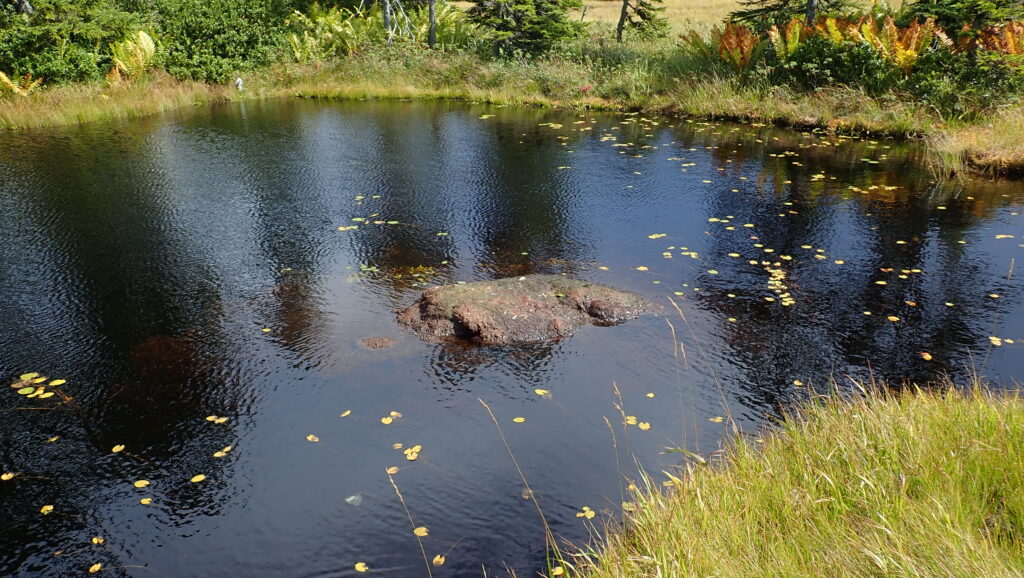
[575, 385, 1024, 576]
[0, 40, 1017, 177]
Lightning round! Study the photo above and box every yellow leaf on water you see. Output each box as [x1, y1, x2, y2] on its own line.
[91, 536, 104, 545]
[213, 451, 227, 458]
[111, 445, 125, 453]
[32, 377, 46, 383]
[306, 434, 319, 443]
[793, 380, 804, 386]
[432, 554, 446, 566]
[598, 266, 609, 271]
[386, 466, 400, 474]
[19, 373, 39, 381]
[214, 417, 228, 424]
[354, 562, 368, 573]
[647, 234, 667, 239]
[990, 336, 1003, 347]
[552, 566, 565, 576]
[534, 388, 550, 396]
[38, 392, 54, 399]
[47, 436, 59, 442]
[707, 270, 718, 275]
[140, 498, 152, 505]
[133, 480, 150, 488]
[205, 415, 218, 422]
[16, 387, 34, 395]
[40, 504, 54, 515]
[381, 416, 393, 425]
[413, 526, 429, 537]
[638, 422, 651, 431]
[709, 416, 724, 423]
[512, 417, 526, 423]
[886, 316, 900, 322]
[635, 266, 649, 271]
[646, 392, 655, 398]
[625, 415, 638, 425]
[405, 452, 419, 461]
[389, 411, 402, 418]
[920, 352, 933, 360]
[48, 379, 66, 386]
[190, 474, 206, 483]
[339, 410, 351, 417]
[1, 472, 14, 481]
[88, 563, 102, 574]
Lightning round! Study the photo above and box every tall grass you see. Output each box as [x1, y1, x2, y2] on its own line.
[578, 384, 1024, 576]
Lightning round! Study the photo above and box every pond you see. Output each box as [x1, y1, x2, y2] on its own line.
[1, 99, 1023, 577]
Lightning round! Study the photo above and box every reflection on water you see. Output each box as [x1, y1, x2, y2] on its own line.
[1, 100, 1023, 576]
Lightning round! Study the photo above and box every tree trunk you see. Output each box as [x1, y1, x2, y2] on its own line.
[428, 0, 436, 48]
[804, 0, 816, 25]
[384, 0, 393, 42]
[616, 0, 629, 42]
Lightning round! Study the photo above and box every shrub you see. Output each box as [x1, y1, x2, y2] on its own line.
[468, 0, 584, 55]
[899, 0, 1024, 34]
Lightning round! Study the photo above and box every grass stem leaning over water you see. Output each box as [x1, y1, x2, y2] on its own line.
[578, 382, 1024, 577]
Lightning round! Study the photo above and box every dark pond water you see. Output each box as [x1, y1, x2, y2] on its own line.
[2, 99, 1024, 577]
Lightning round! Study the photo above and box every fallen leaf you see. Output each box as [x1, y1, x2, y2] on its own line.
[386, 466, 400, 474]
[432, 554, 446, 566]
[355, 562, 369, 573]
[512, 417, 526, 423]
[534, 388, 550, 396]
[18, 372, 39, 381]
[40, 504, 54, 515]
[339, 410, 352, 418]
[920, 352, 933, 360]
[133, 480, 150, 488]
[306, 434, 320, 443]
[381, 416, 393, 425]
[112, 445, 125, 453]
[413, 526, 429, 537]
[91, 536, 104, 545]
[140, 498, 152, 505]
[709, 416, 724, 423]
[190, 474, 206, 483]
[89, 563, 102, 574]
[638, 422, 651, 431]
[1, 472, 14, 481]
[48, 379, 66, 386]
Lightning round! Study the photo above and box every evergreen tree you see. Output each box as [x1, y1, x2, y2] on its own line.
[468, 0, 583, 54]
[615, 0, 667, 41]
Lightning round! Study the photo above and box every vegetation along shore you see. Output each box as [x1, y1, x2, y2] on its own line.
[2, 0, 1024, 175]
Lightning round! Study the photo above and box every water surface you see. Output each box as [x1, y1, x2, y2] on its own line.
[1, 99, 1023, 576]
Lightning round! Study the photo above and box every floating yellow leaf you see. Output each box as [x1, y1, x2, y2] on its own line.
[19, 372, 39, 381]
[205, 415, 218, 422]
[354, 562, 368, 573]
[88, 563, 102, 574]
[638, 422, 651, 431]
[380, 416, 393, 425]
[306, 434, 319, 443]
[625, 415, 638, 425]
[552, 566, 565, 576]
[16, 387, 34, 395]
[40, 504, 54, 515]
[534, 388, 550, 396]
[190, 474, 206, 483]
[339, 410, 351, 418]
[598, 266, 609, 271]
[91, 536, 105, 545]
[214, 417, 228, 424]
[213, 451, 227, 458]
[386, 466, 400, 475]
[646, 392, 655, 398]
[990, 336, 1003, 347]
[647, 234, 667, 239]
[38, 392, 54, 399]
[48, 379, 66, 386]
[635, 266, 649, 271]
[887, 316, 900, 322]
[432, 554, 446, 567]
[140, 498, 152, 505]
[707, 269, 718, 275]
[133, 480, 150, 488]
[1, 472, 14, 481]
[576, 506, 596, 519]
[389, 411, 402, 418]
[920, 352, 933, 360]
[112, 445, 125, 453]
[47, 435, 59, 443]
[793, 380, 804, 386]
[413, 526, 429, 537]
[709, 416, 724, 423]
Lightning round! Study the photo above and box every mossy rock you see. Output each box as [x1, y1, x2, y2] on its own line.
[397, 274, 659, 345]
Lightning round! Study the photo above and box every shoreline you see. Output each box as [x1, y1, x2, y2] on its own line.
[0, 63, 1020, 178]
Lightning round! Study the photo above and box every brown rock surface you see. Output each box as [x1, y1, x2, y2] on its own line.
[397, 274, 659, 345]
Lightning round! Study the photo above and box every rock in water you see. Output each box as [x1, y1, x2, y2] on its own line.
[397, 274, 659, 345]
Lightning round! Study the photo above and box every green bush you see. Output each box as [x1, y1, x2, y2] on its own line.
[0, 0, 149, 84]
[769, 34, 899, 94]
[899, 0, 1024, 33]
[155, 0, 293, 82]
[909, 48, 1024, 118]
[468, 0, 584, 55]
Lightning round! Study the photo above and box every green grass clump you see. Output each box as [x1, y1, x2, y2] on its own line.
[582, 386, 1024, 577]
